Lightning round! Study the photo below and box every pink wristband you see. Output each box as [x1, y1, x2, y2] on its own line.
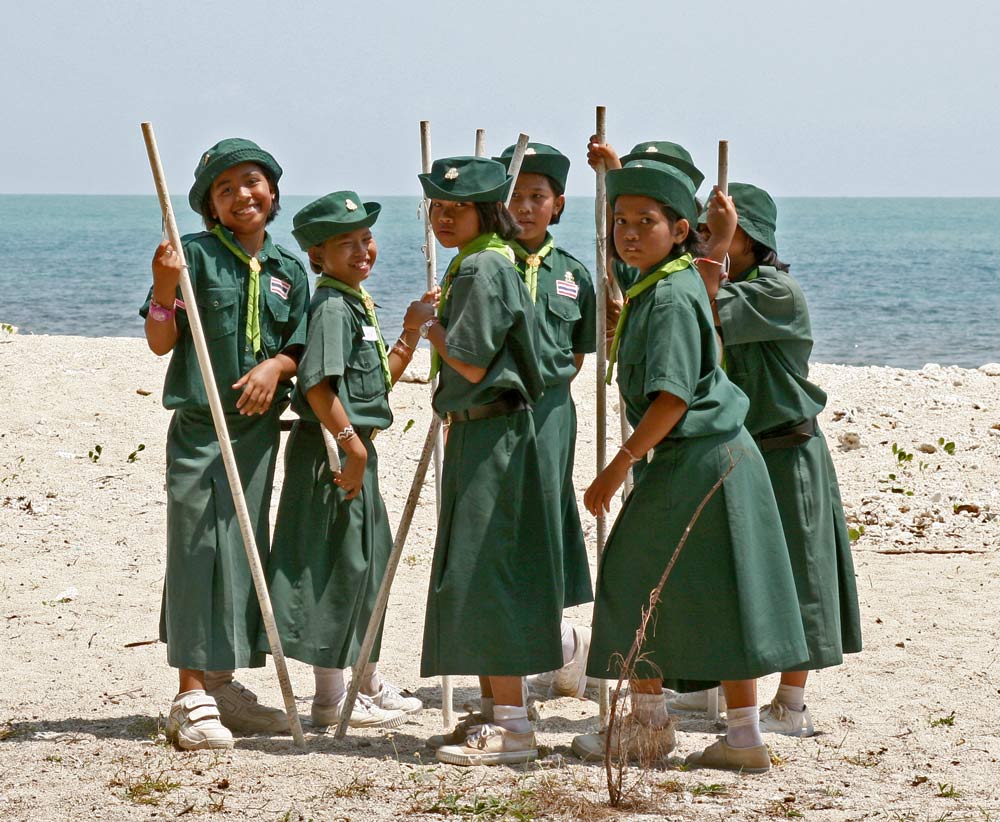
[148, 300, 176, 322]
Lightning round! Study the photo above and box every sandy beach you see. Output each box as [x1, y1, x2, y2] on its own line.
[1, 333, 999, 821]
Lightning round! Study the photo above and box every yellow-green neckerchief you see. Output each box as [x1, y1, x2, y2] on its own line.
[315, 276, 392, 392]
[509, 235, 555, 302]
[718, 266, 759, 373]
[211, 226, 263, 356]
[606, 253, 694, 385]
[428, 232, 516, 379]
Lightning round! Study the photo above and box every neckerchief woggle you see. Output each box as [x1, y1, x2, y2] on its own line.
[428, 232, 516, 380]
[718, 265, 759, 373]
[315, 277, 393, 392]
[510, 235, 555, 302]
[606, 253, 694, 385]
[211, 226, 263, 356]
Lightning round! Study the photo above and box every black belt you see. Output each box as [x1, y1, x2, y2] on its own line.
[756, 418, 816, 452]
[446, 392, 528, 424]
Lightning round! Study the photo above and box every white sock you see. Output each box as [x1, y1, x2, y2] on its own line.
[632, 691, 669, 728]
[203, 670, 234, 691]
[353, 662, 381, 696]
[775, 684, 805, 712]
[493, 704, 531, 734]
[480, 696, 495, 721]
[560, 622, 577, 666]
[313, 666, 347, 707]
[726, 705, 764, 748]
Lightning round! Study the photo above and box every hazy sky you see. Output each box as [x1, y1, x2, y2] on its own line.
[3, 0, 998, 197]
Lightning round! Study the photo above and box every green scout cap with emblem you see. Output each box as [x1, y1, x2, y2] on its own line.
[620, 140, 704, 190]
[418, 156, 512, 203]
[188, 137, 282, 213]
[494, 142, 570, 192]
[291, 191, 381, 250]
[606, 159, 698, 225]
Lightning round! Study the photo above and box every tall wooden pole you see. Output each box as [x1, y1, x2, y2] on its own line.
[475, 128, 487, 158]
[704, 138, 729, 726]
[419, 120, 453, 730]
[140, 122, 306, 750]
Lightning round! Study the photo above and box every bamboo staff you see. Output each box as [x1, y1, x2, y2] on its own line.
[475, 128, 487, 158]
[592, 106, 613, 724]
[139, 122, 306, 750]
[334, 416, 443, 738]
[704, 139, 728, 725]
[419, 120, 454, 730]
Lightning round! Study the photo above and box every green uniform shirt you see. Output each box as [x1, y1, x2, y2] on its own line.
[140, 228, 309, 413]
[432, 249, 544, 414]
[516, 241, 597, 387]
[612, 259, 641, 292]
[715, 267, 826, 435]
[291, 287, 393, 430]
[616, 263, 748, 438]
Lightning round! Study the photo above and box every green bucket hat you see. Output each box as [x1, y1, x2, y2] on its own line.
[606, 160, 698, 226]
[188, 137, 282, 213]
[418, 156, 512, 203]
[493, 142, 570, 191]
[730, 182, 778, 252]
[620, 140, 704, 190]
[291, 191, 381, 251]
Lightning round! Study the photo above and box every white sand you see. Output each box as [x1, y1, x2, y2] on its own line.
[1, 334, 998, 821]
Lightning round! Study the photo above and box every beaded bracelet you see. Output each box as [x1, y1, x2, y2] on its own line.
[336, 424, 356, 443]
[391, 343, 414, 360]
[395, 335, 415, 352]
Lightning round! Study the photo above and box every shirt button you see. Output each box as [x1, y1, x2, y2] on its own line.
[245, 345, 250, 352]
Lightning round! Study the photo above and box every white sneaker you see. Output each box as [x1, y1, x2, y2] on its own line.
[528, 625, 592, 699]
[572, 714, 676, 765]
[206, 680, 289, 733]
[759, 699, 814, 737]
[166, 690, 234, 751]
[436, 724, 538, 766]
[367, 679, 422, 715]
[311, 693, 407, 730]
[667, 688, 727, 714]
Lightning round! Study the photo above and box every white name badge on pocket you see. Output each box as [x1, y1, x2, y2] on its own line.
[362, 325, 379, 342]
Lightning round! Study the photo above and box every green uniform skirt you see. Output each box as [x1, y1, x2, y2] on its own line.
[160, 407, 279, 671]
[762, 426, 862, 670]
[587, 427, 810, 685]
[421, 409, 563, 677]
[262, 423, 390, 669]
[531, 382, 593, 608]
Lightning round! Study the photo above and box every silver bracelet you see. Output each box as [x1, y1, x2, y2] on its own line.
[336, 425, 356, 442]
[619, 444, 642, 464]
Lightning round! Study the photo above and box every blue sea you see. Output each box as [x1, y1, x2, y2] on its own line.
[1, 195, 998, 369]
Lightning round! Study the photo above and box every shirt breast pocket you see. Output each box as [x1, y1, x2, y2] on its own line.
[616, 336, 647, 402]
[263, 289, 291, 349]
[196, 287, 239, 340]
[345, 345, 384, 402]
[544, 294, 582, 349]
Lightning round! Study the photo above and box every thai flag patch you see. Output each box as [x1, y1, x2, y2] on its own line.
[269, 277, 291, 300]
[555, 277, 579, 299]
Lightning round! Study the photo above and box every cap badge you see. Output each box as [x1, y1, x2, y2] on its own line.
[345, 198, 358, 211]
[525, 147, 537, 155]
[201, 152, 212, 166]
[645, 146, 657, 153]
[444, 167, 460, 180]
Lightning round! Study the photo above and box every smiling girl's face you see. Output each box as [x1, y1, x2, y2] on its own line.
[208, 162, 275, 241]
[309, 227, 377, 287]
[612, 194, 689, 273]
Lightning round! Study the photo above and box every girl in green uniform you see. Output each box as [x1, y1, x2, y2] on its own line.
[262, 191, 430, 730]
[405, 156, 563, 766]
[571, 153, 809, 773]
[142, 138, 309, 750]
[494, 142, 597, 699]
[698, 183, 862, 736]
